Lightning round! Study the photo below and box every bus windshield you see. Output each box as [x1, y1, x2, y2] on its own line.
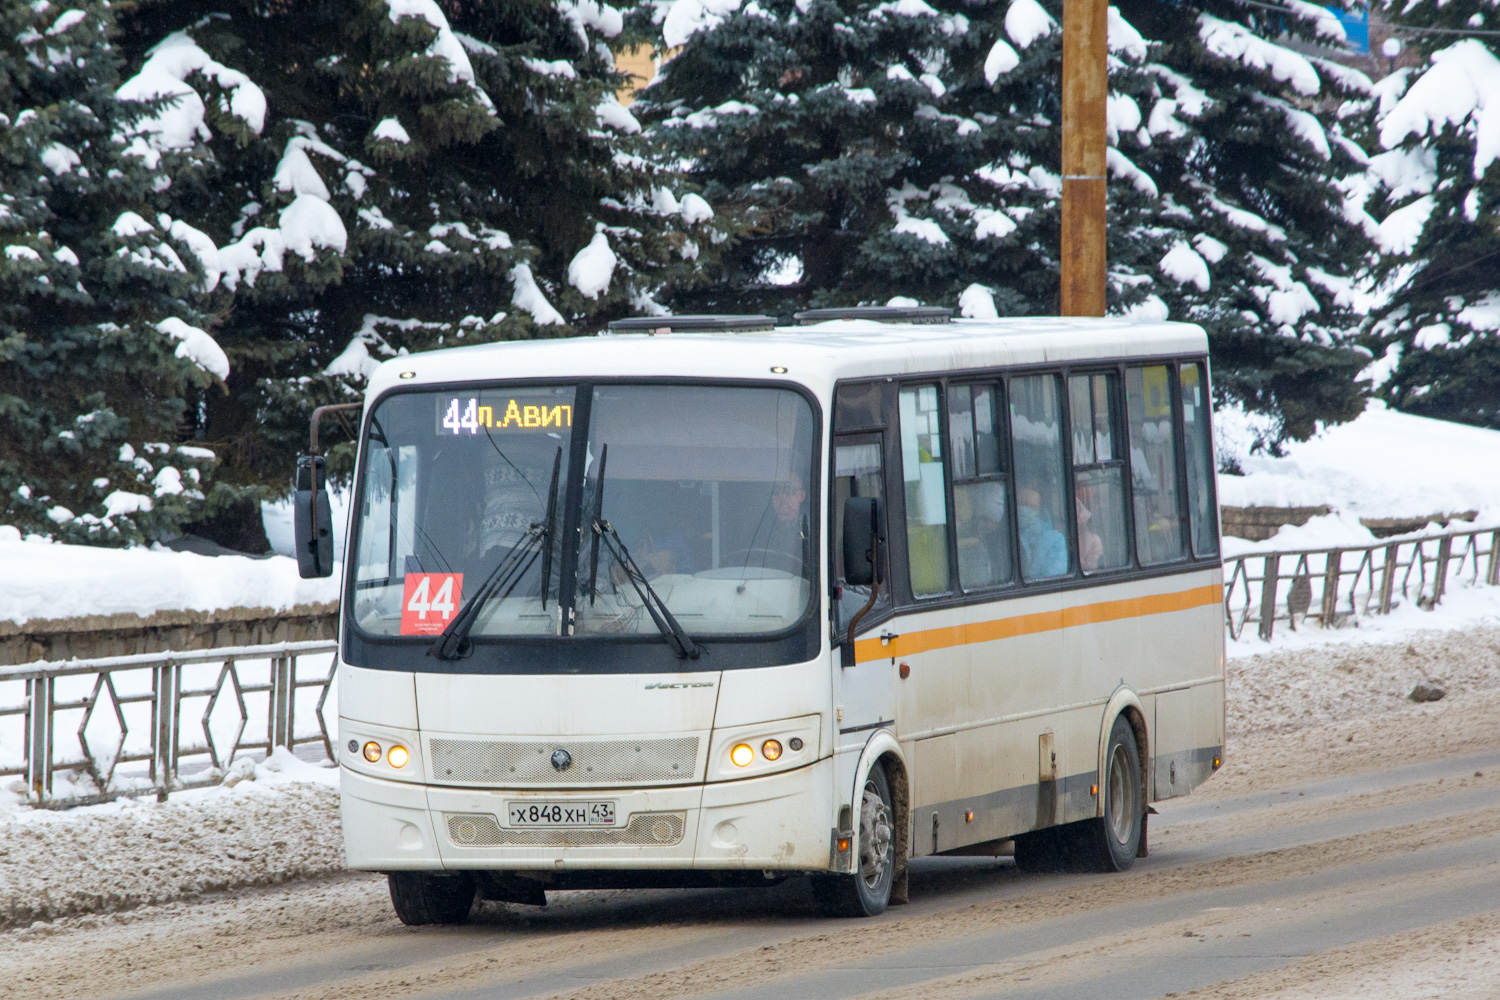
[349, 383, 817, 643]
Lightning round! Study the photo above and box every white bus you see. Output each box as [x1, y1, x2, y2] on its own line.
[295, 308, 1225, 924]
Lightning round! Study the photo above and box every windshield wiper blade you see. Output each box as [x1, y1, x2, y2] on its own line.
[429, 524, 546, 661]
[592, 517, 699, 660]
[586, 444, 608, 604]
[538, 446, 563, 611]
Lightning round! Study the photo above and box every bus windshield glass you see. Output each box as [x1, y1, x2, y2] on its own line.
[577, 385, 815, 637]
[349, 383, 816, 642]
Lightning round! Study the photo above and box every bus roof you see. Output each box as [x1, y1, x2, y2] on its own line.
[366, 317, 1207, 400]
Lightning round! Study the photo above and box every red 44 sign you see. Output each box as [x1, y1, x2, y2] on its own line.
[400, 573, 463, 635]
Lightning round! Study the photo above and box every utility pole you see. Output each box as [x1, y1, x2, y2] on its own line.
[1060, 0, 1107, 316]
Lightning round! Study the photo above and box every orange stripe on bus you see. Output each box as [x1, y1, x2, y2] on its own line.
[852, 583, 1222, 662]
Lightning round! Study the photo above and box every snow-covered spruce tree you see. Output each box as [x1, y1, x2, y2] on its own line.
[637, 0, 1372, 446]
[1355, 1, 1500, 428]
[114, 0, 715, 500]
[633, 0, 1060, 316]
[0, 2, 226, 545]
[1103, 0, 1375, 445]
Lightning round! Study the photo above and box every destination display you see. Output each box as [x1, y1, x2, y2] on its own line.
[436, 395, 573, 435]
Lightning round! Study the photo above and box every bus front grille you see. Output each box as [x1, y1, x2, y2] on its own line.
[445, 812, 687, 847]
[428, 736, 701, 785]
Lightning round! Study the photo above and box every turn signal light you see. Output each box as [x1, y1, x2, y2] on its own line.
[762, 739, 783, 761]
[731, 743, 754, 767]
[362, 741, 382, 763]
[387, 745, 409, 768]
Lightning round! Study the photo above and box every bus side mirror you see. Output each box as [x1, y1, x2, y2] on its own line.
[842, 497, 883, 587]
[294, 455, 334, 579]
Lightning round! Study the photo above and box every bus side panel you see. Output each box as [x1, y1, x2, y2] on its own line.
[1154, 675, 1224, 800]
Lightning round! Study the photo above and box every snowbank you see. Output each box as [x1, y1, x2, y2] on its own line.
[0, 749, 342, 929]
[0, 531, 337, 625]
[1218, 399, 1500, 521]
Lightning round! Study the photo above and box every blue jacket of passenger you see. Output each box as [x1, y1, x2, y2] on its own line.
[1018, 505, 1068, 578]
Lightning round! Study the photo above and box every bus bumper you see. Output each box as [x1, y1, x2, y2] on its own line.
[340, 757, 835, 872]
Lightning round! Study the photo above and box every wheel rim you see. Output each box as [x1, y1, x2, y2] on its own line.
[1106, 743, 1136, 845]
[858, 778, 893, 890]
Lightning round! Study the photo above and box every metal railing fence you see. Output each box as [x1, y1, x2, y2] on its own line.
[0, 640, 337, 809]
[1223, 525, 1500, 642]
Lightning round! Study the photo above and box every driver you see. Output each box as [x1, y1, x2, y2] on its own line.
[745, 472, 809, 573]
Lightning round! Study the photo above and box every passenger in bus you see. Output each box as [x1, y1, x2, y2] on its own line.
[1075, 484, 1105, 573]
[1017, 486, 1068, 578]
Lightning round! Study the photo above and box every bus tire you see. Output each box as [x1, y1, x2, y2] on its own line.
[1088, 715, 1143, 872]
[814, 765, 896, 917]
[387, 871, 476, 925]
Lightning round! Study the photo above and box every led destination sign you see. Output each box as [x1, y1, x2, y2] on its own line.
[437, 396, 573, 435]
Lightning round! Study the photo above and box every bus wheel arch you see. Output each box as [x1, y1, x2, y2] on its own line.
[834, 732, 908, 912]
[1098, 688, 1149, 816]
[878, 750, 911, 904]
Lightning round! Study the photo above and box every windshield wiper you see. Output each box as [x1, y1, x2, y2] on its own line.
[537, 445, 563, 610]
[586, 444, 608, 603]
[591, 516, 699, 660]
[429, 447, 562, 660]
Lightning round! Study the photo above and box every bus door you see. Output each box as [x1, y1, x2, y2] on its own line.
[831, 433, 895, 749]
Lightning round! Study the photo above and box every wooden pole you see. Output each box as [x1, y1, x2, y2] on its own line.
[1060, 0, 1107, 317]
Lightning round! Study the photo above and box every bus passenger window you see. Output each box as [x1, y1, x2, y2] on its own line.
[1126, 365, 1186, 565]
[1068, 374, 1129, 574]
[1009, 375, 1070, 581]
[898, 385, 951, 597]
[1181, 363, 1218, 558]
[948, 383, 1012, 590]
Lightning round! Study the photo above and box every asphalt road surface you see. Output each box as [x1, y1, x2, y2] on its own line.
[9, 730, 1500, 1000]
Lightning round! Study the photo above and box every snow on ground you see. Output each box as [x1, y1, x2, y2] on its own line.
[0, 528, 337, 625]
[0, 749, 341, 929]
[1217, 399, 1500, 520]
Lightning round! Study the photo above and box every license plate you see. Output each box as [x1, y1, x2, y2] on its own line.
[507, 800, 616, 827]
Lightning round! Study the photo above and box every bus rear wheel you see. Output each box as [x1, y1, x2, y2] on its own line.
[1086, 715, 1143, 872]
[388, 871, 476, 925]
[814, 766, 895, 917]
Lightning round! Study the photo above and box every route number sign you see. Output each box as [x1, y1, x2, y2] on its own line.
[400, 572, 463, 635]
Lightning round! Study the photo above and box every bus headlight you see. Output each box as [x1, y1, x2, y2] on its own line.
[709, 715, 821, 781]
[387, 745, 409, 768]
[362, 741, 382, 763]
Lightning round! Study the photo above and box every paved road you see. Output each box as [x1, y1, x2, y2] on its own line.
[14, 748, 1500, 1000]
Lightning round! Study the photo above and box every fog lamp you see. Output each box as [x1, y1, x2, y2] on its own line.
[731, 743, 754, 767]
[362, 741, 382, 763]
[762, 739, 783, 761]
[387, 745, 409, 768]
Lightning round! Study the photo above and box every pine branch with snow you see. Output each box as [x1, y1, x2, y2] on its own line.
[1357, 0, 1500, 430]
[0, 1, 228, 546]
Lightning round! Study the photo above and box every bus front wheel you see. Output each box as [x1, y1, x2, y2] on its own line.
[814, 765, 896, 917]
[388, 871, 476, 926]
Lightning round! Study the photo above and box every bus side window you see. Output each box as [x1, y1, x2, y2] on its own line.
[1010, 374, 1071, 582]
[1126, 365, 1186, 565]
[898, 385, 952, 597]
[833, 438, 889, 626]
[1068, 374, 1129, 574]
[1180, 362, 1218, 558]
[949, 383, 1013, 590]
